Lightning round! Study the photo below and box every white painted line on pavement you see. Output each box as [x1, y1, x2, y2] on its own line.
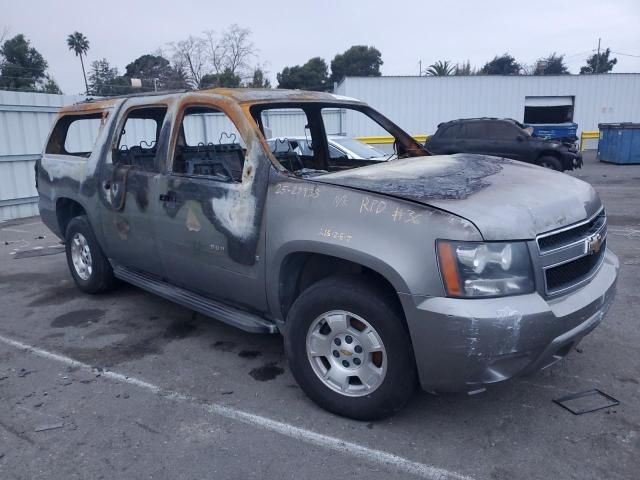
[0, 333, 473, 480]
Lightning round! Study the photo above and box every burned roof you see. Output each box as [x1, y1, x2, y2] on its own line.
[59, 88, 363, 114]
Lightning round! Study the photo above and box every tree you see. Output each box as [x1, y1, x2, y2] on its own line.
[221, 24, 255, 77]
[277, 57, 329, 91]
[0, 34, 48, 91]
[88, 58, 129, 96]
[124, 54, 188, 91]
[580, 48, 617, 74]
[534, 53, 569, 75]
[330, 45, 382, 84]
[454, 60, 473, 76]
[480, 53, 521, 75]
[247, 67, 271, 88]
[200, 68, 241, 88]
[40, 76, 62, 94]
[170, 35, 207, 87]
[66, 31, 90, 94]
[171, 25, 257, 88]
[425, 60, 454, 76]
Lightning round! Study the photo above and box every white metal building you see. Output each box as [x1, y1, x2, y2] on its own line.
[334, 73, 640, 137]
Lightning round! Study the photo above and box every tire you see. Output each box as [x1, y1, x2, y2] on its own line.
[538, 156, 563, 171]
[284, 274, 417, 420]
[64, 215, 115, 294]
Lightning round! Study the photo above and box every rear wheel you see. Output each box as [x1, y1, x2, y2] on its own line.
[538, 155, 563, 171]
[284, 275, 417, 420]
[65, 215, 115, 294]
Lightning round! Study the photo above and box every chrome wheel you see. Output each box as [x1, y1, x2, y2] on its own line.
[306, 310, 387, 397]
[70, 232, 92, 281]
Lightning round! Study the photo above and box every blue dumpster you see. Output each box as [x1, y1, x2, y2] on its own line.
[524, 122, 578, 141]
[598, 123, 640, 164]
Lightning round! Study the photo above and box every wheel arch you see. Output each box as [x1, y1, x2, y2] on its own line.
[55, 197, 89, 237]
[269, 241, 409, 323]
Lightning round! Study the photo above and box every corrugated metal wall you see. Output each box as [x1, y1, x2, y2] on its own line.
[335, 74, 640, 137]
[0, 91, 87, 221]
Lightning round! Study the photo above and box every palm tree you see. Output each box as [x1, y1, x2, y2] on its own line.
[66, 32, 90, 94]
[425, 60, 454, 76]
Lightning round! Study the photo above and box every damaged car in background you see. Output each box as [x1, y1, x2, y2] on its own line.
[425, 117, 583, 171]
[36, 88, 618, 419]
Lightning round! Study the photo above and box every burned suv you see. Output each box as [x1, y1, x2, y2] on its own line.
[37, 89, 618, 419]
[425, 118, 582, 171]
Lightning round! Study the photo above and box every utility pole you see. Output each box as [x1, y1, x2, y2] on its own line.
[419, 60, 422, 77]
[595, 38, 601, 74]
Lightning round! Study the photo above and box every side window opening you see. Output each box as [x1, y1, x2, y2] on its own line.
[257, 107, 318, 174]
[491, 122, 520, 140]
[45, 112, 108, 157]
[464, 122, 489, 139]
[439, 124, 461, 139]
[113, 106, 167, 172]
[172, 106, 246, 183]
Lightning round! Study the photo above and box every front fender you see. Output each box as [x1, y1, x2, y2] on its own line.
[264, 170, 483, 320]
[267, 240, 412, 321]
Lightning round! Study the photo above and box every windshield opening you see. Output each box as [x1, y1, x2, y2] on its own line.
[251, 102, 427, 177]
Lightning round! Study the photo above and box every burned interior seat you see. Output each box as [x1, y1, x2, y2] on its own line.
[176, 143, 245, 182]
[113, 144, 157, 171]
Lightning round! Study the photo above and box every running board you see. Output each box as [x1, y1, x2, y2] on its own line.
[113, 266, 278, 334]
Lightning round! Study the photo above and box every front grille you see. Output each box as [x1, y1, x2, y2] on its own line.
[538, 211, 606, 253]
[545, 238, 606, 291]
[537, 208, 607, 296]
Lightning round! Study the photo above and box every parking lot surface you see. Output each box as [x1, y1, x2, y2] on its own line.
[1, 152, 638, 480]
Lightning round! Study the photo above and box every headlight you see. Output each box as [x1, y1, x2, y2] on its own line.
[436, 240, 534, 298]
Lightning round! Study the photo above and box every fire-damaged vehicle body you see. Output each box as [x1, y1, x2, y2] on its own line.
[36, 89, 618, 419]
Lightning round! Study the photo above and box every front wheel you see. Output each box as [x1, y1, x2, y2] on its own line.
[284, 275, 417, 420]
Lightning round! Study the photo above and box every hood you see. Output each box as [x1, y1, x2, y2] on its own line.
[314, 154, 601, 240]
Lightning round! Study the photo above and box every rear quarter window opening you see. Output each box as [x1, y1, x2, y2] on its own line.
[45, 112, 108, 157]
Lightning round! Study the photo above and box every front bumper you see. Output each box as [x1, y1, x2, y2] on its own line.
[400, 249, 618, 392]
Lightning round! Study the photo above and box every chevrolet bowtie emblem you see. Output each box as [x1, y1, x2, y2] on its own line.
[340, 349, 352, 356]
[586, 233, 603, 255]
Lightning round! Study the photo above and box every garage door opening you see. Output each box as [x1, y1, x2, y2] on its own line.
[524, 96, 574, 124]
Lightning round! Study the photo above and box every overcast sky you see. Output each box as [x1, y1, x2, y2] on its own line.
[3, 0, 640, 94]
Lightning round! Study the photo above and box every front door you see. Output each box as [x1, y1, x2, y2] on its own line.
[98, 104, 168, 276]
[153, 100, 268, 311]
